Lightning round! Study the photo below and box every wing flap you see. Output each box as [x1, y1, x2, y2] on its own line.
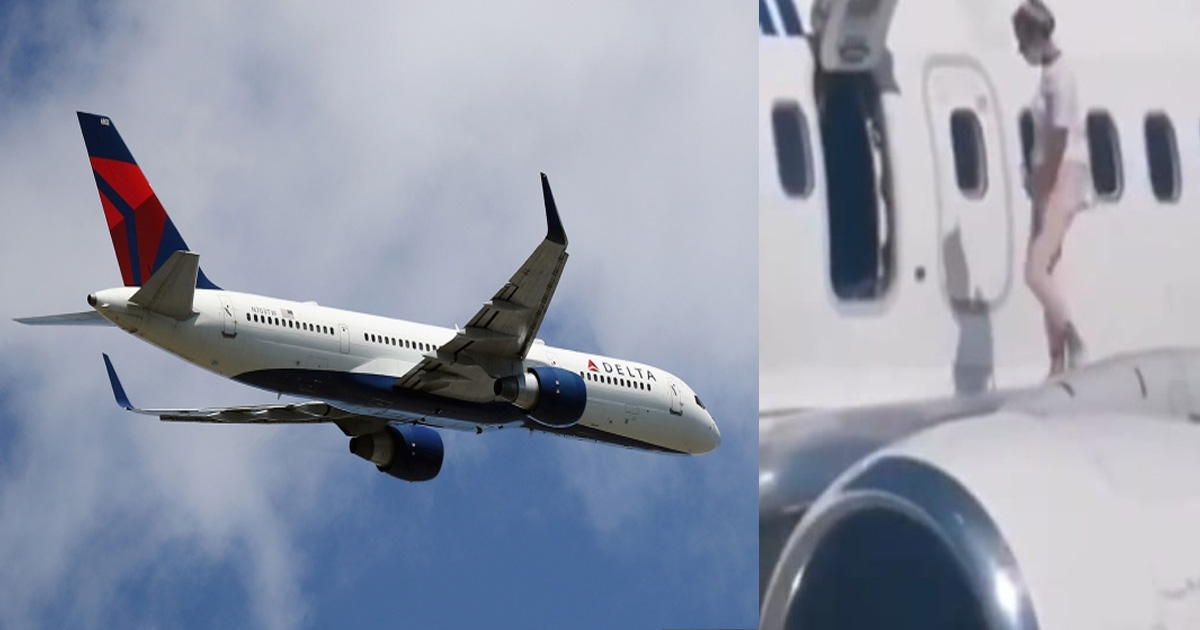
[103, 354, 370, 425]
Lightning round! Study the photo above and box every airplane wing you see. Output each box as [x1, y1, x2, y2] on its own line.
[103, 354, 388, 435]
[396, 173, 569, 395]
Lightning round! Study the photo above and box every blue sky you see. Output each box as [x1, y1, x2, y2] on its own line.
[0, 1, 755, 629]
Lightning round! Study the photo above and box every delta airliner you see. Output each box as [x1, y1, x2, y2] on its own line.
[18, 112, 720, 483]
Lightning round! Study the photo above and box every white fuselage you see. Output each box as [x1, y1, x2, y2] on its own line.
[91, 286, 720, 455]
[761, 0, 1200, 413]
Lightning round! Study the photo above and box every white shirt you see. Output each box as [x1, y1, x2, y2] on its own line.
[1030, 54, 1090, 170]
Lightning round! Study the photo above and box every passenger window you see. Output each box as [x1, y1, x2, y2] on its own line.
[1018, 109, 1034, 189]
[1145, 113, 1180, 202]
[1087, 111, 1122, 200]
[771, 100, 814, 198]
[950, 109, 987, 197]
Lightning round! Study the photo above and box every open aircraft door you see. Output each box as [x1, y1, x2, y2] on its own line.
[811, 0, 899, 74]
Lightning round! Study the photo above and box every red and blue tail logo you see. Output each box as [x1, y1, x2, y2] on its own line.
[77, 112, 219, 289]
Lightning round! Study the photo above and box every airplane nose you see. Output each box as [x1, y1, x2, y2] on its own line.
[692, 414, 721, 454]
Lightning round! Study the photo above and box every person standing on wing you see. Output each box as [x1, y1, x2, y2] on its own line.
[1013, 0, 1089, 377]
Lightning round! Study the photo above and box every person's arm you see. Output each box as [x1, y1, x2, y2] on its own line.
[1032, 64, 1078, 201]
[1033, 128, 1068, 200]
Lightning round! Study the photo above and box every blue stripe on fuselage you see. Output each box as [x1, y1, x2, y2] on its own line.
[233, 369, 686, 453]
[760, 0, 777, 35]
[234, 368, 528, 425]
[759, 0, 806, 38]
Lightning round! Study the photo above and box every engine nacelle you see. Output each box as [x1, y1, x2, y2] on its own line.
[494, 366, 587, 428]
[349, 424, 444, 482]
[761, 410, 1200, 630]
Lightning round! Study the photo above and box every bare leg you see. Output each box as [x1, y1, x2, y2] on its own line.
[1026, 166, 1084, 376]
[1045, 246, 1066, 374]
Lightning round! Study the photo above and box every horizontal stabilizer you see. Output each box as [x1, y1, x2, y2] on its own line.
[14, 311, 113, 326]
[130, 250, 199, 320]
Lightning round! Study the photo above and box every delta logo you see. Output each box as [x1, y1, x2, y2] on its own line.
[587, 358, 657, 382]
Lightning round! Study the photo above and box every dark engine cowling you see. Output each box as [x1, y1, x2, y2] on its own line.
[349, 424, 444, 482]
[493, 366, 587, 428]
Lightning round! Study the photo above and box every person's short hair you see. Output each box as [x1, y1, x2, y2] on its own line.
[1012, 0, 1056, 39]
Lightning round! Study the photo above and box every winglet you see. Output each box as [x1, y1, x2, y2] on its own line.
[541, 173, 567, 246]
[102, 353, 134, 410]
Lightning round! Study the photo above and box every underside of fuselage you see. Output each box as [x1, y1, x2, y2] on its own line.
[232, 367, 689, 454]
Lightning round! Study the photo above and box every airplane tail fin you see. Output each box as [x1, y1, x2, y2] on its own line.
[77, 112, 220, 290]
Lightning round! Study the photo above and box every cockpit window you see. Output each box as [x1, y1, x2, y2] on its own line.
[694, 395, 706, 410]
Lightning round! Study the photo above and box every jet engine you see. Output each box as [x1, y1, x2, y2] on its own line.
[494, 366, 587, 428]
[349, 424, 444, 482]
[760, 409, 1200, 630]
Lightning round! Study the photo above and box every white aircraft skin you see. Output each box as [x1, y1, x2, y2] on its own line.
[19, 112, 719, 487]
[760, 1, 1200, 629]
[91, 285, 716, 453]
[762, 0, 1200, 413]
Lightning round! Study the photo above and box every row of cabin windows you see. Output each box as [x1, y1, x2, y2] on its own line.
[366, 332, 434, 352]
[582, 370, 651, 392]
[772, 100, 1187, 204]
[1018, 110, 1180, 203]
[247, 312, 334, 335]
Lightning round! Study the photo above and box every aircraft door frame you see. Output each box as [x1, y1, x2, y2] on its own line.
[923, 56, 1015, 311]
[668, 380, 683, 416]
[218, 295, 237, 338]
[338, 324, 349, 354]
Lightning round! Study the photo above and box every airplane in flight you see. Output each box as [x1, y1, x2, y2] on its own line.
[760, 0, 1200, 628]
[17, 112, 720, 484]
